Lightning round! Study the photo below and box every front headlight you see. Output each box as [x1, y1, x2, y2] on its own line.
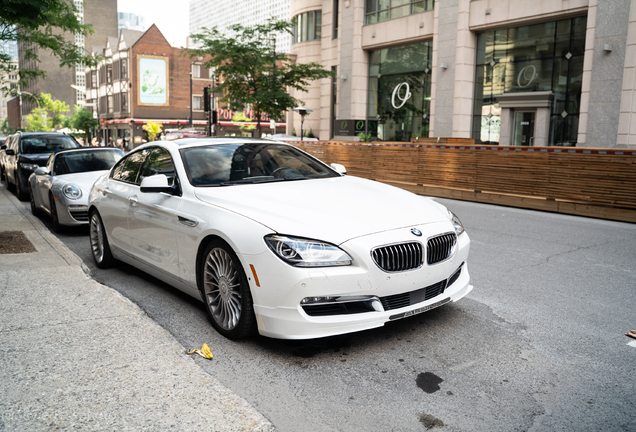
[62, 184, 82, 200]
[20, 163, 39, 171]
[448, 210, 465, 236]
[265, 235, 352, 267]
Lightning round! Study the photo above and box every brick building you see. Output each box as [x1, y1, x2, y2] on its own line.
[84, 24, 286, 149]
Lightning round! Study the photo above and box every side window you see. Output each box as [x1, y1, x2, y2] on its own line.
[139, 147, 176, 185]
[46, 154, 55, 173]
[111, 149, 148, 185]
[10, 136, 18, 152]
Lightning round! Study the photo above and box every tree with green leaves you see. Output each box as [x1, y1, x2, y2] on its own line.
[24, 107, 50, 132]
[142, 121, 162, 142]
[1, 0, 97, 100]
[24, 92, 69, 131]
[186, 19, 333, 137]
[1, 118, 15, 135]
[232, 112, 256, 136]
[68, 105, 97, 142]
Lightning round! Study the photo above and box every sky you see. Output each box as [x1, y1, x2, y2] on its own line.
[117, 0, 190, 47]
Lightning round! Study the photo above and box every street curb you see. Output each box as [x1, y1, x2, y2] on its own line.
[2, 185, 92, 276]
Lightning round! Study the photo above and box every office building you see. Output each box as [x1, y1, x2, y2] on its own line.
[189, 0, 292, 53]
[289, 0, 636, 148]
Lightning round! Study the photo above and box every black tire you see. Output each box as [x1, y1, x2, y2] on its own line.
[6, 172, 15, 192]
[199, 240, 256, 339]
[16, 171, 28, 201]
[49, 194, 64, 233]
[29, 185, 40, 216]
[89, 210, 115, 268]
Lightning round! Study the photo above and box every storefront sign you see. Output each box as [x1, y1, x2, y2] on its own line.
[391, 82, 412, 109]
[517, 65, 538, 89]
[336, 120, 354, 136]
[138, 56, 169, 106]
[217, 108, 275, 123]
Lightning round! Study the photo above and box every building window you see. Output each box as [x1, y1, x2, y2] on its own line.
[91, 71, 97, 88]
[121, 59, 128, 79]
[367, 41, 433, 141]
[193, 95, 202, 110]
[292, 11, 322, 44]
[365, 0, 434, 25]
[107, 95, 114, 113]
[333, 0, 339, 38]
[121, 92, 128, 112]
[106, 64, 113, 83]
[472, 17, 587, 146]
[192, 64, 201, 78]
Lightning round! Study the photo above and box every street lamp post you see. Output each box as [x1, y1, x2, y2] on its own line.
[292, 106, 312, 141]
[189, 69, 193, 128]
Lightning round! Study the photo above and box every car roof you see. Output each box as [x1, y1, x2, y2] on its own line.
[52, 147, 123, 156]
[137, 137, 291, 151]
[19, 132, 74, 137]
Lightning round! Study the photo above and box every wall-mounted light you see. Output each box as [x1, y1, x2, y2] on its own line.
[372, 32, 376, 38]
[440, 63, 448, 69]
[341, 74, 348, 80]
[603, 44, 613, 52]
[419, 22, 424, 28]
[485, 8, 491, 15]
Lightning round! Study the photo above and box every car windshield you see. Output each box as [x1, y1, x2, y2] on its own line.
[180, 143, 338, 186]
[54, 150, 124, 175]
[21, 136, 79, 154]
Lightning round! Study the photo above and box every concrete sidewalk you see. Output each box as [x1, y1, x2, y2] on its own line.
[0, 184, 275, 431]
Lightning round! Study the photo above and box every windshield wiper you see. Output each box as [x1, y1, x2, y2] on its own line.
[252, 176, 311, 184]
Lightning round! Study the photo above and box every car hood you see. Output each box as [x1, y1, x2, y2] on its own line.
[53, 170, 110, 194]
[193, 176, 451, 244]
[20, 153, 51, 165]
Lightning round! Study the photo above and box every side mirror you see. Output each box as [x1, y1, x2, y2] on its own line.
[140, 174, 177, 195]
[34, 167, 50, 176]
[5, 149, 15, 156]
[1, 144, 6, 150]
[330, 163, 347, 176]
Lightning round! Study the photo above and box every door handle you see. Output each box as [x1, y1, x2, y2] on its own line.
[129, 196, 138, 206]
[103, 188, 112, 196]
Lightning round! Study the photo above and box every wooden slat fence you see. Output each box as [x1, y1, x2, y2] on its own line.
[289, 140, 636, 223]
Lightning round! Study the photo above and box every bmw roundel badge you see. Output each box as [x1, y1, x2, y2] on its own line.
[411, 228, 422, 236]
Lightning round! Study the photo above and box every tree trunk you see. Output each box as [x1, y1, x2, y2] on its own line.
[255, 111, 261, 138]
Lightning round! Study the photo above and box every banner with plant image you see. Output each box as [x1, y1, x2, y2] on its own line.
[139, 56, 168, 105]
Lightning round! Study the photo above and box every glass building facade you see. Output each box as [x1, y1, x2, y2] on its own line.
[367, 41, 432, 141]
[365, 0, 434, 25]
[473, 16, 587, 146]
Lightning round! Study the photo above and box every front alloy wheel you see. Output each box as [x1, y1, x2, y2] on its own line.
[49, 194, 63, 233]
[201, 241, 255, 339]
[16, 171, 28, 201]
[29, 185, 40, 216]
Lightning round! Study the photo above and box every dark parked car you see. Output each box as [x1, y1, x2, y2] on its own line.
[3, 132, 80, 200]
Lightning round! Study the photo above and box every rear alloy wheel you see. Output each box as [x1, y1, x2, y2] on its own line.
[89, 210, 114, 268]
[49, 194, 64, 233]
[200, 241, 256, 339]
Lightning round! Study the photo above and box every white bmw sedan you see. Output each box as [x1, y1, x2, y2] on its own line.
[88, 138, 472, 340]
[29, 147, 124, 232]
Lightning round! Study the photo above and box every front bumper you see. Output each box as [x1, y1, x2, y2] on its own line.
[55, 195, 90, 226]
[245, 222, 472, 339]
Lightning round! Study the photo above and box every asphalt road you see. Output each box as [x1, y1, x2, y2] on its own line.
[32, 197, 636, 432]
